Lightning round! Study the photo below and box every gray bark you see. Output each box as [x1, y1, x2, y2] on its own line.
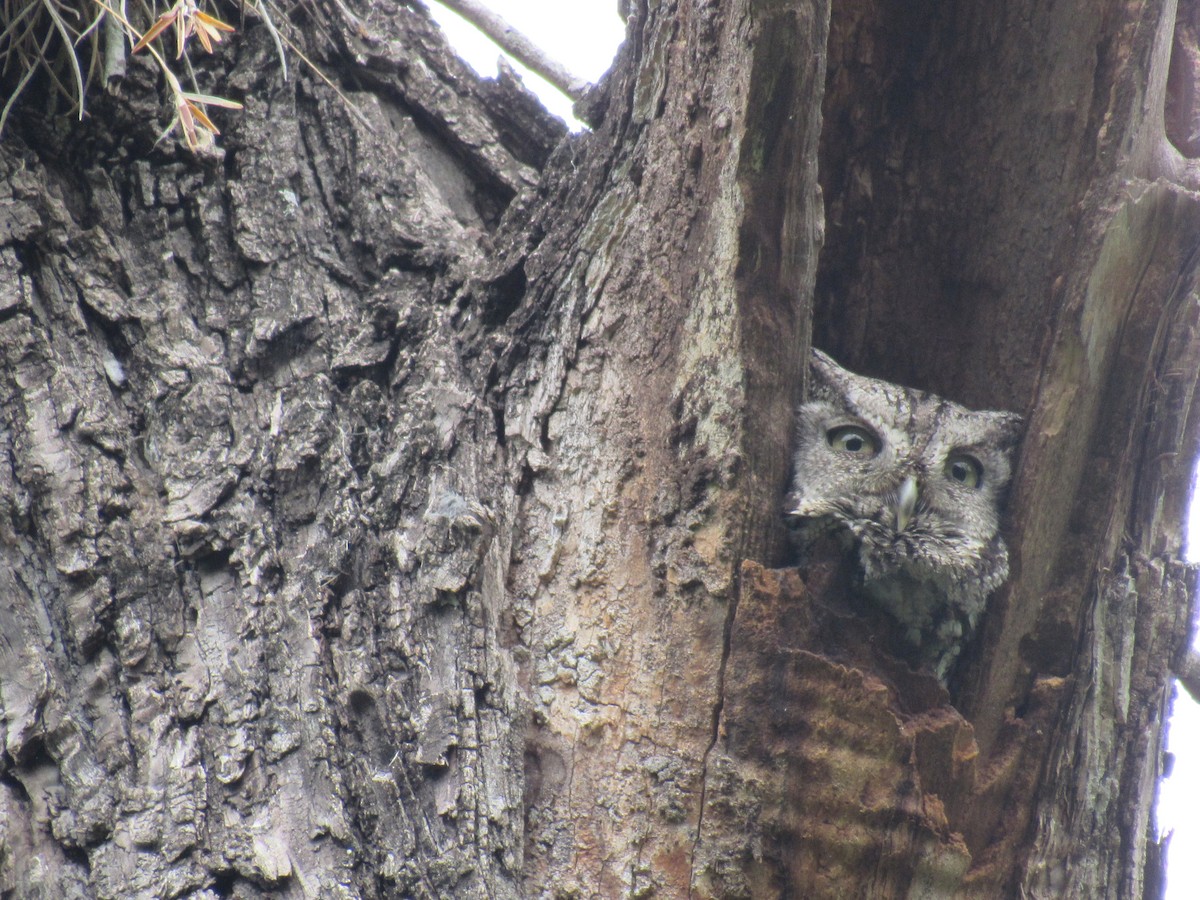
[1, 4, 549, 896]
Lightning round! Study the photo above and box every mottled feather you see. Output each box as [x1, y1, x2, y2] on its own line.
[786, 350, 1022, 682]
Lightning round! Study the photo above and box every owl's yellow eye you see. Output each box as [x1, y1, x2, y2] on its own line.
[945, 454, 983, 488]
[827, 425, 879, 457]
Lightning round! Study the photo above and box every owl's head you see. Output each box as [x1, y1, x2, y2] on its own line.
[785, 350, 1023, 589]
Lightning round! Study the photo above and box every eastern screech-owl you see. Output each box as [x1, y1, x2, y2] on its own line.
[785, 349, 1023, 683]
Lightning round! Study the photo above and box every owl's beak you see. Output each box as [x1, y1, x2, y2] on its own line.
[895, 476, 918, 532]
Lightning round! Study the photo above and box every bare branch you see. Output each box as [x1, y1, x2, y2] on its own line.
[431, 0, 590, 100]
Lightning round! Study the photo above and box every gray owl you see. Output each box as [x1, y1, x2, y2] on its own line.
[785, 349, 1023, 683]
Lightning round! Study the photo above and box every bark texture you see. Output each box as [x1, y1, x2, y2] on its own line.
[503, 1, 825, 894]
[1, 0, 1199, 897]
[0, 4, 553, 896]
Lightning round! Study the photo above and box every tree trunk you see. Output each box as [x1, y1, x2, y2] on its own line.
[1, 0, 1196, 898]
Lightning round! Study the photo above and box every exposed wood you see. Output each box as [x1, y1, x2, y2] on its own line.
[494, 0, 827, 890]
[813, 0, 1200, 894]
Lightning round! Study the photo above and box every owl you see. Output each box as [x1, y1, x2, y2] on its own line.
[785, 349, 1023, 683]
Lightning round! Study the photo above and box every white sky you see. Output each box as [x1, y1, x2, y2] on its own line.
[425, 1, 624, 127]
[422, 2, 1200, 894]
[1159, 462, 1200, 899]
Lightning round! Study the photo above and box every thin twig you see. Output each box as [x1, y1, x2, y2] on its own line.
[41, 0, 86, 116]
[248, 0, 287, 82]
[431, 0, 588, 100]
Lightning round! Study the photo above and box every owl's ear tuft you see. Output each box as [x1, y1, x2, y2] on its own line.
[808, 348, 853, 402]
[985, 411, 1024, 449]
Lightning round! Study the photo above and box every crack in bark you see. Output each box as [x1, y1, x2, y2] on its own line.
[687, 560, 741, 898]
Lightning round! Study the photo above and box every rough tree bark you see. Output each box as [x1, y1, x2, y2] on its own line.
[1, 0, 1197, 898]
